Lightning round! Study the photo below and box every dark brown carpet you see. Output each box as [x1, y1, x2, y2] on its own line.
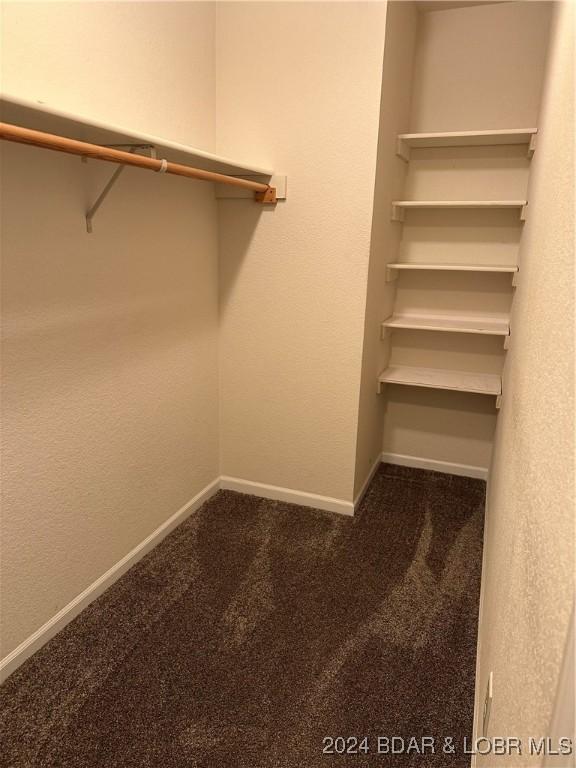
[1, 464, 485, 767]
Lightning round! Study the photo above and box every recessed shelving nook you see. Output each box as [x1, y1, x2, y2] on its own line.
[378, 125, 536, 408]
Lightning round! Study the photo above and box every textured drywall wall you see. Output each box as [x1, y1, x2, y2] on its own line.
[380, 1, 552, 472]
[0, 3, 220, 657]
[0, 1, 215, 148]
[410, 1, 552, 132]
[216, 2, 387, 502]
[474, 1, 575, 762]
[354, 0, 418, 497]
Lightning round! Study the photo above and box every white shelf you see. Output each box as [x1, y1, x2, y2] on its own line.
[0, 92, 273, 177]
[382, 313, 510, 337]
[396, 128, 537, 160]
[391, 200, 528, 222]
[385, 262, 519, 284]
[386, 262, 517, 273]
[378, 365, 502, 399]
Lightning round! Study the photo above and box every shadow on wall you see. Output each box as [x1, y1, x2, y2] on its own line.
[395, 270, 515, 300]
[402, 143, 532, 196]
[390, 330, 506, 372]
[399, 208, 523, 248]
[217, 200, 280, 311]
[383, 386, 498, 452]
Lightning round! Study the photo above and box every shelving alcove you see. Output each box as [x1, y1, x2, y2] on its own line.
[378, 127, 537, 409]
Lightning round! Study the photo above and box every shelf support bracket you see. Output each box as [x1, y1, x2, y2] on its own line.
[503, 334, 511, 350]
[496, 394, 502, 409]
[396, 138, 410, 162]
[85, 144, 156, 233]
[381, 322, 392, 340]
[385, 266, 398, 282]
[520, 203, 528, 222]
[512, 270, 520, 288]
[528, 133, 537, 158]
[391, 204, 405, 223]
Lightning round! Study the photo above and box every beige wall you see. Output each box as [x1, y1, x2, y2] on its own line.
[1, 0, 389, 663]
[354, 0, 418, 497]
[216, 1, 387, 502]
[474, 2, 575, 761]
[0, 1, 215, 148]
[411, 1, 552, 132]
[0, 3, 220, 657]
[381, 0, 552, 473]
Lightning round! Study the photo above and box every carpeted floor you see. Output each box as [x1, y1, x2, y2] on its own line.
[0, 464, 485, 767]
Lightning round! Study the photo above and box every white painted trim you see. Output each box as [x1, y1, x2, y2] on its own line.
[544, 606, 575, 767]
[1, 93, 273, 177]
[355, 452, 487, 510]
[220, 475, 354, 517]
[0, 459, 491, 682]
[353, 456, 382, 510]
[381, 452, 488, 480]
[470, 475, 494, 768]
[0, 477, 221, 683]
[8, 462, 460, 682]
[1, 474, 355, 682]
[382, 452, 488, 480]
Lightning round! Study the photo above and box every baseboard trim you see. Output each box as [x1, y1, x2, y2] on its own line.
[381, 452, 488, 480]
[353, 455, 382, 511]
[0, 477, 221, 683]
[1, 473, 359, 681]
[470, 465, 495, 767]
[220, 475, 354, 517]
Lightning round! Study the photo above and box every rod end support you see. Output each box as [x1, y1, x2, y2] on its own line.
[255, 187, 277, 204]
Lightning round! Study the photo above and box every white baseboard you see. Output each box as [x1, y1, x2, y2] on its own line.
[0, 472, 363, 682]
[0, 456, 489, 683]
[220, 475, 354, 517]
[381, 452, 488, 480]
[353, 455, 382, 511]
[0, 477, 221, 683]
[470, 484, 492, 768]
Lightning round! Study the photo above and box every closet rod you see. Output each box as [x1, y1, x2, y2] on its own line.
[0, 122, 277, 202]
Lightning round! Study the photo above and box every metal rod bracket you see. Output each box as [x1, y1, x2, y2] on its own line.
[85, 145, 155, 233]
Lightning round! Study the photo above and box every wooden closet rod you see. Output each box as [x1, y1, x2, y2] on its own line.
[0, 122, 277, 203]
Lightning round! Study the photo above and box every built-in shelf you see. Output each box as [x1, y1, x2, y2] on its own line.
[396, 128, 537, 161]
[378, 365, 502, 405]
[1, 92, 288, 231]
[382, 313, 510, 339]
[391, 200, 528, 222]
[386, 262, 517, 274]
[0, 92, 274, 178]
[385, 262, 519, 285]
[381, 129, 527, 412]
